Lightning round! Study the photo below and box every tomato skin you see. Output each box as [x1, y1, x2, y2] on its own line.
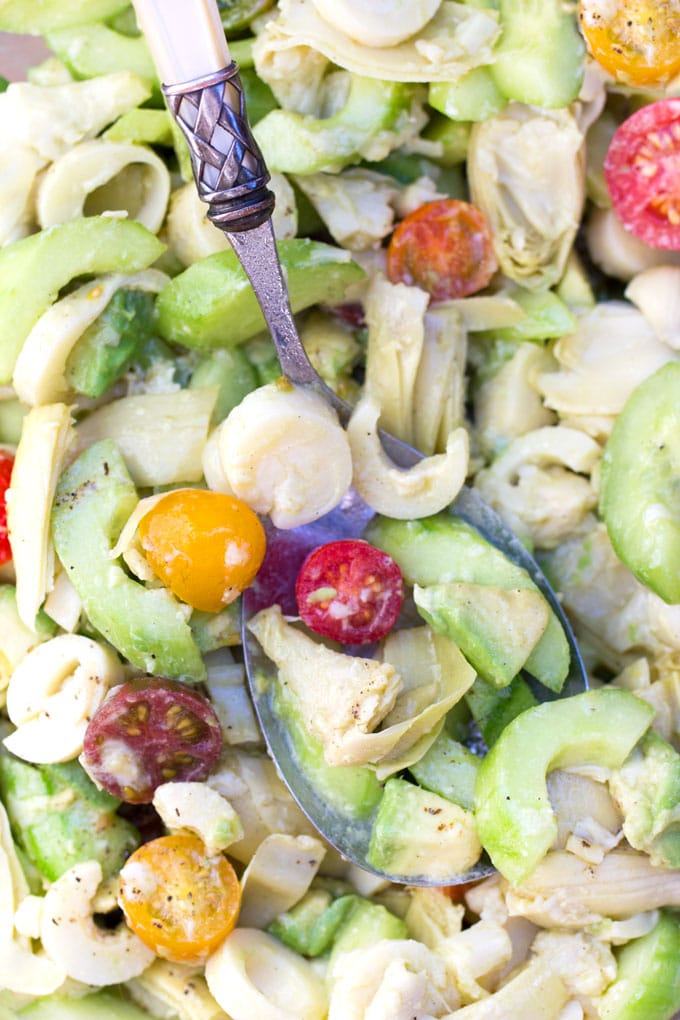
[386, 199, 497, 302]
[579, 0, 680, 87]
[82, 677, 223, 803]
[138, 489, 266, 613]
[296, 539, 404, 645]
[604, 99, 680, 251]
[0, 451, 14, 566]
[118, 833, 241, 962]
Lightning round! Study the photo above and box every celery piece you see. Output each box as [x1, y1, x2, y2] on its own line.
[52, 440, 206, 682]
[46, 24, 157, 85]
[422, 114, 471, 166]
[0, 756, 139, 882]
[189, 347, 258, 423]
[477, 287, 577, 344]
[269, 892, 357, 957]
[490, 0, 585, 109]
[104, 108, 174, 147]
[429, 68, 506, 123]
[0, 217, 164, 384]
[409, 730, 480, 809]
[253, 76, 412, 174]
[475, 689, 654, 884]
[156, 239, 364, 349]
[65, 289, 156, 398]
[465, 675, 537, 748]
[0, 0, 129, 32]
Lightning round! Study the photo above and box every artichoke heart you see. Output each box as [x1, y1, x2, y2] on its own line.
[468, 104, 585, 291]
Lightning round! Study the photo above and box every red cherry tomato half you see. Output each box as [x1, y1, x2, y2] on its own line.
[386, 199, 497, 301]
[0, 451, 14, 566]
[604, 99, 680, 250]
[82, 677, 222, 803]
[295, 539, 404, 645]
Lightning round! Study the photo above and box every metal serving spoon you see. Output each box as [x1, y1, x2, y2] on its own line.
[134, 0, 587, 885]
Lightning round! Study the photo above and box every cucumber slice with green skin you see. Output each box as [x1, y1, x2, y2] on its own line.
[599, 911, 680, 1020]
[465, 675, 537, 748]
[365, 514, 569, 692]
[490, 0, 585, 108]
[52, 440, 206, 682]
[477, 287, 577, 344]
[429, 68, 507, 123]
[600, 361, 680, 604]
[156, 239, 364, 349]
[475, 688, 654, 885]
[18, 991, 151, 1020]
[46, 24, 157, 85]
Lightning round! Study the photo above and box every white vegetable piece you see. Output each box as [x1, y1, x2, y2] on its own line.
[152, 781, 244, 854]
[217, 383, 352, 529]
[347, 394, 469, 519]
[4, 633, 123, 763]
[310, 0, 441, 47]
[40, 860, 155, 985]
[239, 833, 326, 929]
[586, 206, 680, 282]
[625, 265, 680, 350]
[205, 927, 328, 1020]
[6, 402, 74, 630]
[127, 958, 227, 1020]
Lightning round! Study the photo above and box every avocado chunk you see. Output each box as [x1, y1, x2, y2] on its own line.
[65, 289, 156, 398]
[475, 689, 654, 885]
[51, 440, 205, 682]
[329, 897, 408, 966]
[0, 755, 139, 882]
[156, 239, 364, 349]
[414, 581, 549, 688]
[598, 911, 680, 1020]
[409, 730, 480, 810]
[609, 730, 680, 868]
[269, 889, 357, 957]
[367, 777, 482, 881]
[366, 513, 569, 691]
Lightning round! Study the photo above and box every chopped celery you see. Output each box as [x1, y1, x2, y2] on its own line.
[189, 347, 259, 422]
[429, 68, 506, 123]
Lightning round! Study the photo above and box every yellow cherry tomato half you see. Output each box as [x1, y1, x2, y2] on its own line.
[138, 489, 266, 613]
[578, 0, 680, 87]
[118, 832, 241, 962]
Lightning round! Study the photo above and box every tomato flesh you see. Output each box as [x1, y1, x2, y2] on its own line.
[118, 833, 241, 962]
[138, 488, 266, 613]
[579, 0, 680, 87]
[386, 199, 497, 302]
[604, 99, 680, 251]
[82, 678, 223, 803]
[0, 451, 14, 566]
[296, 539, 404, 645]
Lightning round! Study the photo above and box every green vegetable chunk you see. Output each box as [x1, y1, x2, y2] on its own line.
[0, 755, 139, 882]
[366, 513, 569, 692]
[0, 217, 165, 384]
[0, 0, 129, 32]
[599, 911, 680, 1020]
[65, 289, 156, 398]
[253, 76, 412, 174]
[465, 675, 537, 747]
[490, 0, 585, 108]
[46, 24, 157, 84]
[269, 890, 357, 957]
[189, 346, 258, 423]
[18, 990, 152, 1020]
[428, 68, 507, 123]
[329, 897, 408, 964]
[409, 730, 480, 809]
[475, 689, 654, 885]
[156, 239, 364, 349]
[600, 362, 680, 604]
[51, 440, 206, 682]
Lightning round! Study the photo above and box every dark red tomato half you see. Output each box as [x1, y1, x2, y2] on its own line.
[82, 677, 223, 803]
[386, 199, 497, 301]
[604, 98, 680, 250]
[295, 539, 404, 645]
[0, 450, 14, 566]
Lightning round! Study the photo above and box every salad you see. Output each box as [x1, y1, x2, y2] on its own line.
[1, 0, 680, 1017]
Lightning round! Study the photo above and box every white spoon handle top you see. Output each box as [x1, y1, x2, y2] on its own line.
[132, 0, 230, 85]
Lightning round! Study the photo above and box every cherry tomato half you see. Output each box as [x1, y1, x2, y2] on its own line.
[579, 0, 680, 87]
[295, 539, 404, 645]
[0, 451, 14, 566]
[118, 833, 241, 962]
[386, 199, 497, 302]
[604, 99, 680, 250]
[82, 678, 223, 803]
[138, 489, 266, 613]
